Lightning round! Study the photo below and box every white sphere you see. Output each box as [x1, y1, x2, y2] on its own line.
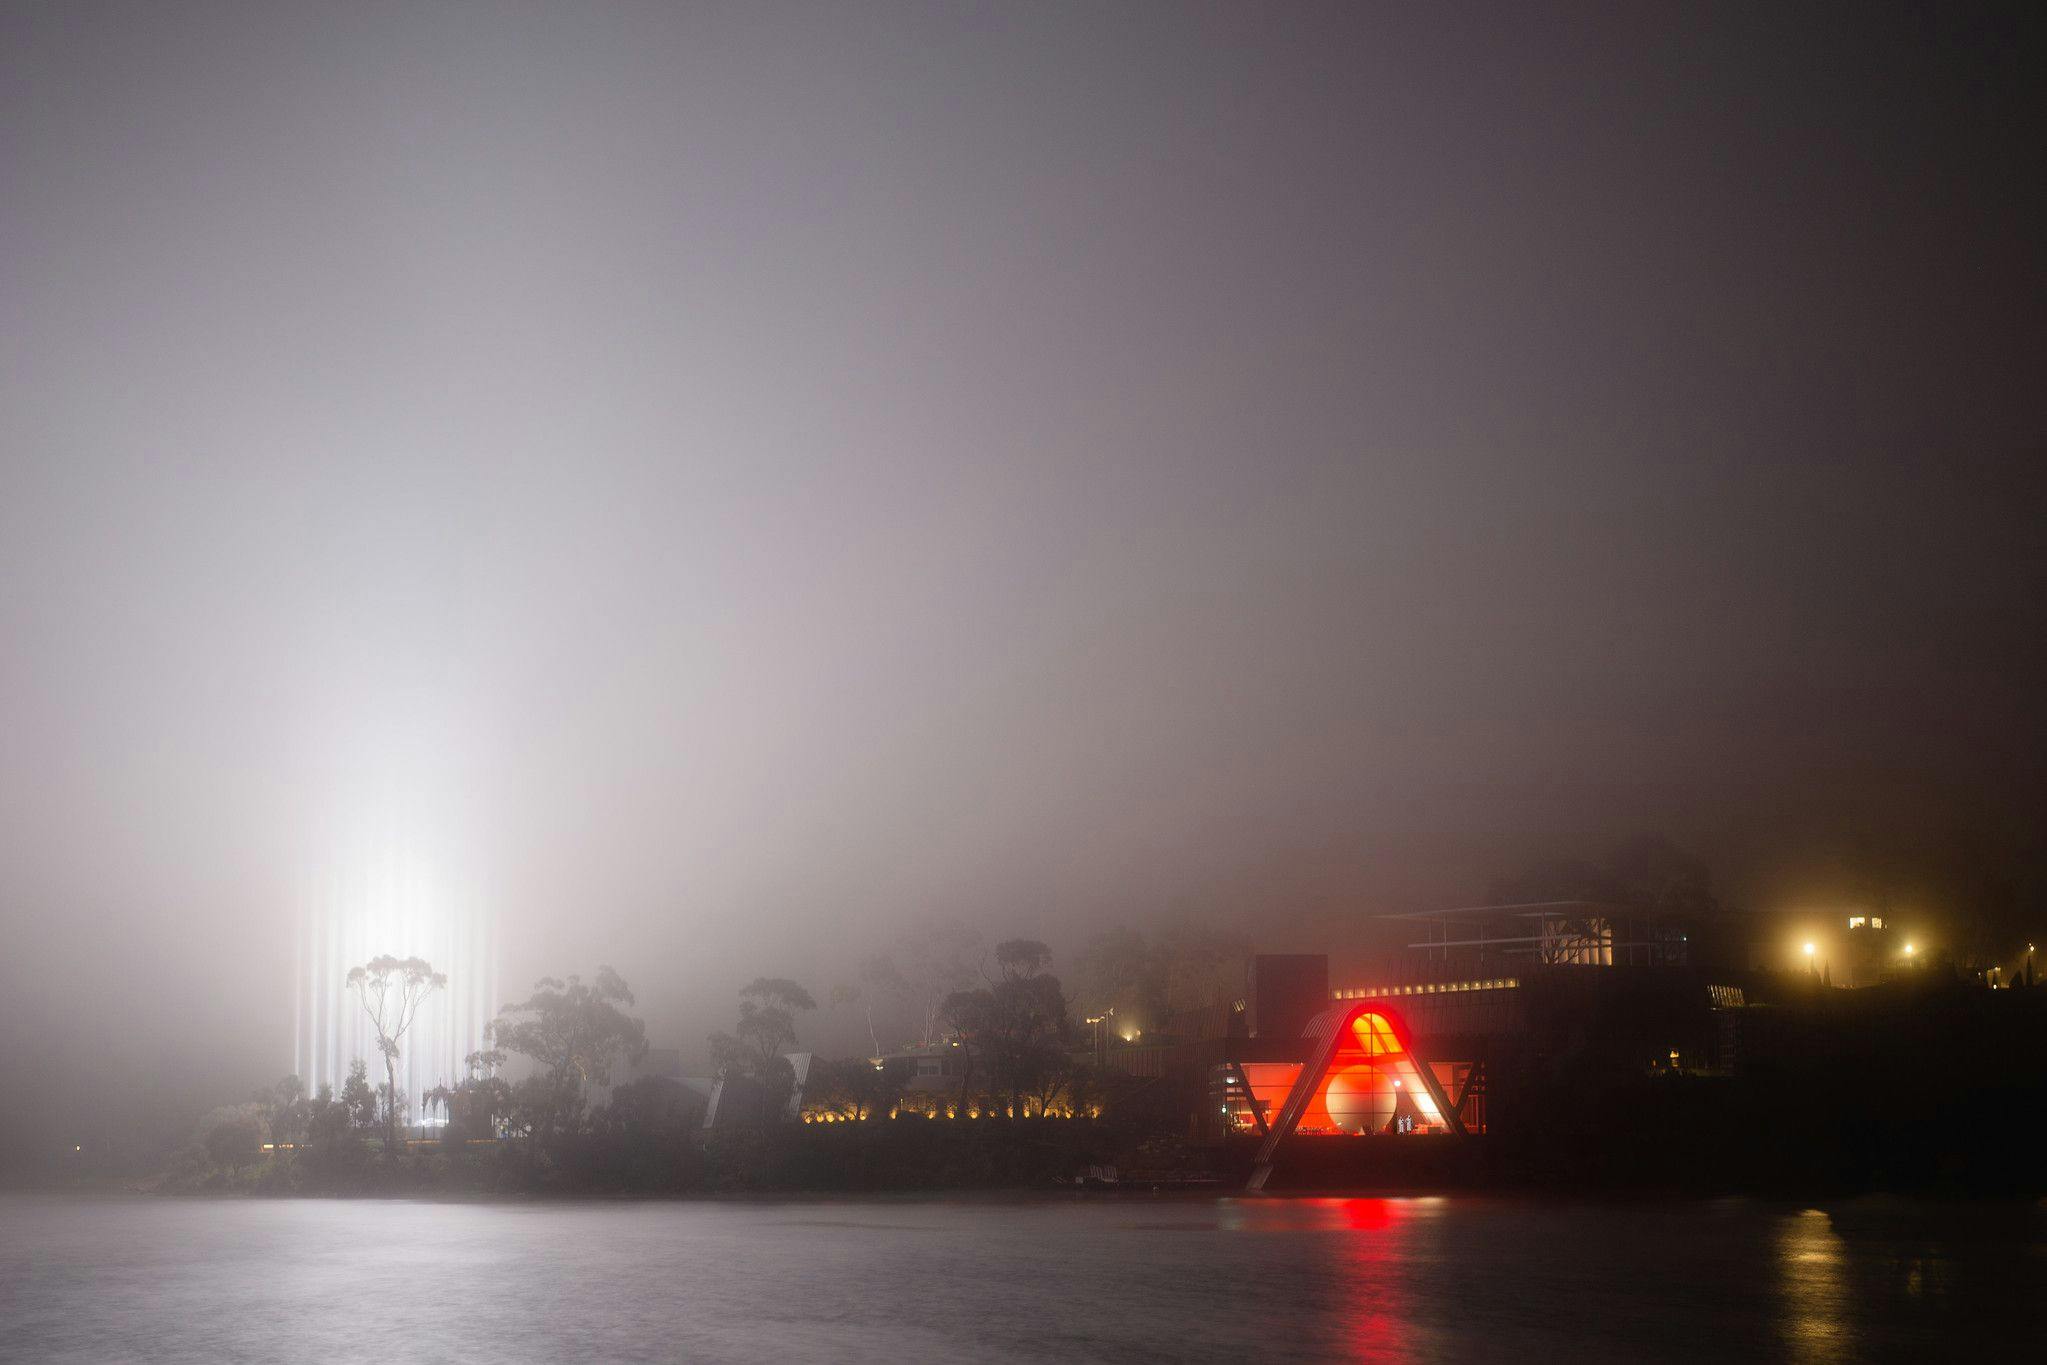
[1321, 1064, 1396, 1135]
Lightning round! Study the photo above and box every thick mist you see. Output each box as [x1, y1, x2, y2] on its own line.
[2, 3, 2042, 1159]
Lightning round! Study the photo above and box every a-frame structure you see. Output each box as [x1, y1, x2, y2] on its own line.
[1246, 998, 1467, 1190]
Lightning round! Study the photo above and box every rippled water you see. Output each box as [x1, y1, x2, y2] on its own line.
[3, 1191, 2041, 1361]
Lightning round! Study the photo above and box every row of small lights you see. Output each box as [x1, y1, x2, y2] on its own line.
[1332, 978, 1519, 1001]
[804, 1105, 1102, 1123]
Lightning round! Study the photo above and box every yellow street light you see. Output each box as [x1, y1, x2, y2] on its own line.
[1903, 942, 1916, 957]
[1802, 942, 1816, 958]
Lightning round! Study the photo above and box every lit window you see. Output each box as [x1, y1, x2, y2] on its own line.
[1847, 916, 1866, 929]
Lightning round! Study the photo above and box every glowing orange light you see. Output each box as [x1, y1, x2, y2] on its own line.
[1305, 1008, 1446, 1134]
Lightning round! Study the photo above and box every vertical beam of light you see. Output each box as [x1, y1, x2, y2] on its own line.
[296, 815, 496, 1126]
[319, 875, 335, 1096]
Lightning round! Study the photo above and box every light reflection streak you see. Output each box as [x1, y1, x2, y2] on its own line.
[1327, 1198, 1422, 1360]
[1775, 1208, 1856, 1362]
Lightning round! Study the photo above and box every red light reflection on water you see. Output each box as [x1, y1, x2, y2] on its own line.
[1312, 1196, 1399, 1232]
[1317, 1198, 1417, 1359]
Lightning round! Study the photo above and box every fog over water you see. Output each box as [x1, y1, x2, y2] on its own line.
[1, 4, 2042, 1148]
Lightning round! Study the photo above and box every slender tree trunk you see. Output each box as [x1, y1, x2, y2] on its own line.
[384, 1054, 399, 1151]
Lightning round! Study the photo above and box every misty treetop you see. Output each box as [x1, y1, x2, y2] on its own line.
[487, 967, 650, 1144]
[489, 967, 650, 1089]
[826, 916, 985, 1055]
[709, 977, 818, 1124]
[1071, 925, 1253, 1036]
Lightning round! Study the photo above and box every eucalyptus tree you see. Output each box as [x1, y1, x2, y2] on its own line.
[709, 977, 817, 1121]
[489, 967, 648, 1145]
[942, 939, 1073, 1117]
[345, 955, 447, 1149]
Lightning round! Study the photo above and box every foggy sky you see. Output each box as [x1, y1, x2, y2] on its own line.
[3, 3, 2042, 1141]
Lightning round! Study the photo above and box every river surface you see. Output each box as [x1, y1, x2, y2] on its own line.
[3, 1191, 2042, 1362]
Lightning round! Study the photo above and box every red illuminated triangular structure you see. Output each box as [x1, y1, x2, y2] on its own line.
[1247, 999, 1466, 1188]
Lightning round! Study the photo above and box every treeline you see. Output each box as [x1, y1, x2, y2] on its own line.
[166, 936, 1176, 1196]
[178, 1072, 1125, 1197]
[172, 965, 662, 1194]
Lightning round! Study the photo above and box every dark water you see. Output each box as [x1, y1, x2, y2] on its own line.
[3, 1192, 2042, 1362]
